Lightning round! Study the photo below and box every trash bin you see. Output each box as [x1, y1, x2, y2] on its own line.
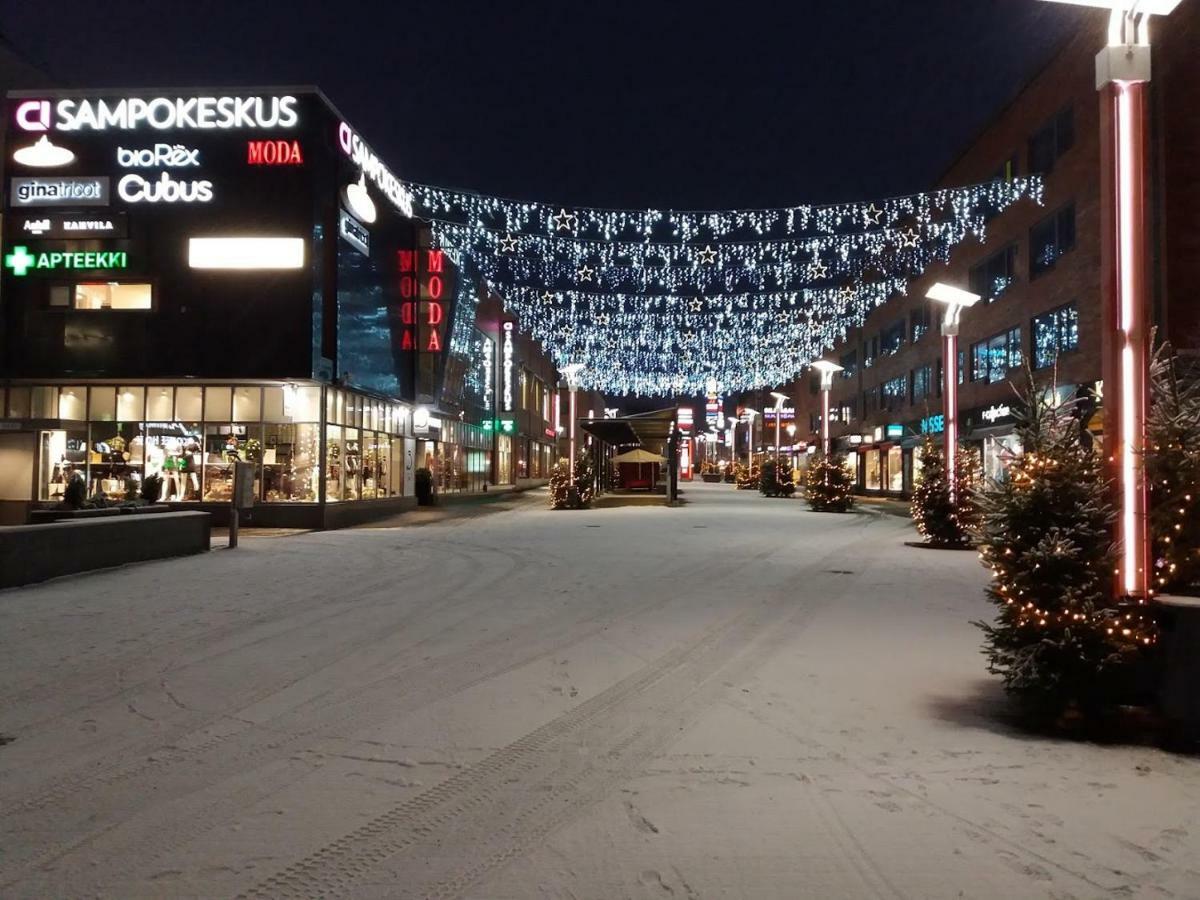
[1158, 595, 1200, 744]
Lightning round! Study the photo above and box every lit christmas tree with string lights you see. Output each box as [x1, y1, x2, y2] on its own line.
[975, 372, 1157, 718]
[549, 452, 596, 510]
[910, 438, 979, 548]
[1147, 342, 1200, 596]
[804, 453, 854, 512]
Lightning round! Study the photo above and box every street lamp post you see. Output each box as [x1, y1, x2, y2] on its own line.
[1043, 0, 1180, 599]
[742, 408, 759, 467]
[559, 363, 585, 463]
[770, 391, 788, 461]
[810, 361, 845, 456]
[926, 282, 981, 503]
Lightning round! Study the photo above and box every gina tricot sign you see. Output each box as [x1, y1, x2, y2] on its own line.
[11, 176, 109, 207]
[14, 96, 300, 132]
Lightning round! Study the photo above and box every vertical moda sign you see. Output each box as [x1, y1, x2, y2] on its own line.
[396, 249, 451, 352]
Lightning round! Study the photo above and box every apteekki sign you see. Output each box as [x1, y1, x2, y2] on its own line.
[3, 245, 128, 276]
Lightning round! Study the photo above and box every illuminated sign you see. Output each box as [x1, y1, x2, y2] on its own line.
[604, 407, 619, 418]
[188, 237, 304, 270]
[117, 172, 212, 203]
[12, 135, 74, 167]
[337, 121, 414, 217]
[397, 249, 448, 352]
[11, 176, 108, 207]
[498, 419, 516, 435]
[920, 414, 945, 434]
[886, 423, 904, 439]
[117, 143, 200, 168]
[981, 404, 1012, 424]
[8, 212, 126, 239]
[15, 96, 300, 132]
[848, 435, 864, 445]
[343, 175, 376, 223]
[247, 140, 303, 165]
[338, 210, 370, 256]
[502, 321, 515, 412]
[480, 334, 494, 411]
[763, 406, 796, 421]
[4, 245, 127, 277]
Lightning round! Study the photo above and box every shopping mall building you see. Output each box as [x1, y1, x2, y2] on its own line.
[0, 88, 571, 526]
[781, 8, 1200, 498]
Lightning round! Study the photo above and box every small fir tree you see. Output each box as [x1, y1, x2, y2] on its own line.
[805, 453, 854, 512]
[1147, 342, 1200, 595]
[550, 452, 596, 510]
[759, 456, 796, 498]
[573, 450, 596, 508]
[975, 372, 1157, 717]
[910, 438, 980, 547]
[735, 461, 759, 490]
[549, 458, 574, 509]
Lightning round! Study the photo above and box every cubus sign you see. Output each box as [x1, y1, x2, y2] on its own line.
[397, 249, 449, 353]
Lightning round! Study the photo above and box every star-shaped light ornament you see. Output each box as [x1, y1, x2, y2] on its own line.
[688, 297, 704, 313]
[898, 228, 920, 249]
[839, 285, 856, 303]
[541, 290, 557, 306]
[695, 244, 718, 265]
[595, 313, 611, 326]
[552, 208, 578, 232]
[808, 259, 829, 280]
[498, 233, 519, 253]
[864, 203, 885, 226]
[576, 264, 594, 282]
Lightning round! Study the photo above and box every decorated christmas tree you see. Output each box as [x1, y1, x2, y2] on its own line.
[573, 450, 596, 508]
[1147, 342, 1200, 596]
[549, 458, 573, 509]
[910, 438, 979, 547]
[759, 456, 795, 498]
[735, 461, 759, 491]
[975, 372, 1157, 717]
[550, 452, 596, 510]
[804, 453, 853, 512]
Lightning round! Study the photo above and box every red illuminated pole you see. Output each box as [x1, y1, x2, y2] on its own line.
[943, 327, 959, 502]
[1097, 9, 1152, 600]
[821, 388, 832, 456]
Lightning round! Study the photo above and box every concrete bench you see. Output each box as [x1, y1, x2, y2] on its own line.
[0, 511, 212, 589]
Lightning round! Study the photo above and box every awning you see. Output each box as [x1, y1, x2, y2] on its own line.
[612, 448, 666, 464]
[580, 407, 678, 448]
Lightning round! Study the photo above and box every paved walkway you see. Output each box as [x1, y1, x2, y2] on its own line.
[0, 482, 1197, 898]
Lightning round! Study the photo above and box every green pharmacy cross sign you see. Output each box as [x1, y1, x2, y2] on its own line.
[4, 245, 128, 277]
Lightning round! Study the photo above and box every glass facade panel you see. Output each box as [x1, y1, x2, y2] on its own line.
[326, 424, 345, 501]
[262, 386, 286, 423]
[58, 386, 86, 420]
[147, 386, 173, 421]
[88, 386, 116, 422]
[176, 386, 203, 421]
[204, 386, 232, 422]
[7, 386, 31, 418]
[233, 386, 261, 422]
[32, 385, 58, 418]
[887, 446, 903, 492]
[865, 450, 882, 490]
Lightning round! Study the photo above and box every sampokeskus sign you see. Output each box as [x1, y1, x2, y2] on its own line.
[14, 95, 300, 132]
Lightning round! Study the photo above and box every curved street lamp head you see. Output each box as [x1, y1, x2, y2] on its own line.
[559, 362, 585, 388]
[770, 391, 788, 408]
[810, 360, 844, 391]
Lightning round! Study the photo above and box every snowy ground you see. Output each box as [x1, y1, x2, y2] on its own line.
[1, 481, 1198, 899]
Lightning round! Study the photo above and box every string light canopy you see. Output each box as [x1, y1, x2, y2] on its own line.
[405, 177, 1043, 396]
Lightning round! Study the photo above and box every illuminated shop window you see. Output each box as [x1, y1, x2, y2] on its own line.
[62, 282, 153, 310]
[1032, 303, 1080, 369]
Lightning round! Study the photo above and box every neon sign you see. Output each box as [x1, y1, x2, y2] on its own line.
[337, 121, 414, 217]
[502, 321, 515, 412]
[16, 96, 300, 132]
[4, 245, 127, 277]
[981, 404, 1012, 424]
[247, 140, 303, 165]
[117, 144, 199, 168]
[118, 172, 212, 203]
[397, 249, 447, 352]
[920, 414, 945, 434]
[11, 176, 108, 207]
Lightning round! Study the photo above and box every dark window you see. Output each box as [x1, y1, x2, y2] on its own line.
[958, 350, 965, 386]
[911, 365, 932, 403]
[839, 350, 858, 378]
[839, 398, 857, 423]
[863, 336, 879, 368]
[971, 328, 1023, 384]
[1032, 303, 1080, 369]
[863, 386, 879, 414]
[1030, 204, 1076, 278]
[881, 376, 906, 412]
[936, 359, 943, 398]
[1028, 106, 1075, 175]
[910, 306, 931, 342]
[880, 321, 905, 356]
[969, 244, 1018, 302]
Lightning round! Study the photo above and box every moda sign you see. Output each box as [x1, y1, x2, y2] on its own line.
[10, 176, 109, 207]
[14, 95, 300, 132]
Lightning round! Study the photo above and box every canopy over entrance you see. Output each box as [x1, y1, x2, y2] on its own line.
[580, 408, 681, 502]
[611, 448, 666, 464]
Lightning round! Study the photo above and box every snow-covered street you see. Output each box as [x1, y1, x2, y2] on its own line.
[1, 481, 1198, 899]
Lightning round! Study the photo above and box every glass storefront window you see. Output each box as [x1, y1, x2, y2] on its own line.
[343, 428, 361, 500]
[89, 387, 116, 422]
[40, 429, 87, 501]
[865, 450, 882, 490]
[117, 387, 144, 422]
[90, 421, 143, 499]
[202, 424, 242, 502]
[326, 424, 344, 502]
[361, 431, 388, 499]
[390, 437, 404, 496]
[262, 386, 286, 423]
[59, 386, 86, 420]
[146, 421, 202, 501]
[887, 446, 903, 492]
[263, 422, 320, 502]
[204, 387, 232, 422]
[233, 386, 261, 422]
[147, 386, 173, 421]
[7, 386, 31, 418]
[176, 386, 203, 421]
[286, 385, 322, 422]
[32, 385, 57, 418]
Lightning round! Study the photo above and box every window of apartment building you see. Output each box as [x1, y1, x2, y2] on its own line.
[910, 306, 931, 343]
[1028, 106, 1074, 175]
[983, 155, 1020, 220]
[839, 350, 858, 378]
[911, 365, 932, 403]
[839, 399, 856, 423]
[881, 375, 906, 412]
[880, 321, 905, 356]
[971, 327, 1023, 384]
[1032, 303, 1080, 369]
[968, 244, 1017, 302]
[863, 335, 879, 369]
[863, 385, 879, 415]
[1030, 204, 1076, 278]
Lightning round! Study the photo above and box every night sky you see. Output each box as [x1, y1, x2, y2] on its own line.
[0, 1, 1090, 209]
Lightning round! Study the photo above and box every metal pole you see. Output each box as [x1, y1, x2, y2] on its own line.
[821, 388, 831, 456]
[943, 328, 958, 503]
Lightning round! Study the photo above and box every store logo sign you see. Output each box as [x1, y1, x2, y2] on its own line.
[338, 210, 370, 256]
[18, 96, 300, 131]
[337, 121, 414, 217]
[4, 245, 127, 277]
[886, 423, 904, 439]
[11, 175, 109, 207]
[397, 249, 449, 352]
[920, 414, 945, 434]
[981, 404, 1012, 424]
[247, 139, 303, 165]
[15, 100, 50, 131]
[10, 212, 127, 239]
[118, 172, 213, 203]
[117, 143, 200, 167]
[502, 321, 515, 412]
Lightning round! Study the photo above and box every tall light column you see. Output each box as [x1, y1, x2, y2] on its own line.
[1044, 0, 1178, 598]
[770, 391, 788, 460]
[810, 361, 844, 456]
[926, 283, 981, 503]
[743, 408, 759, 466]
[560, 363, 585, 463]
